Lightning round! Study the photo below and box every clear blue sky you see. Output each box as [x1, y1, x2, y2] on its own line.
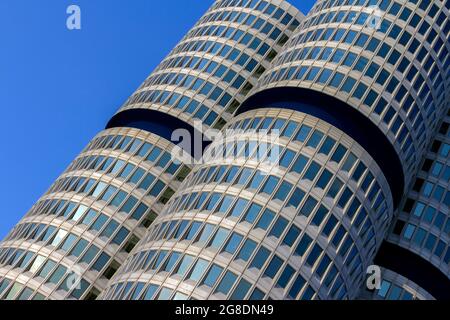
[0, 0, 315, 239]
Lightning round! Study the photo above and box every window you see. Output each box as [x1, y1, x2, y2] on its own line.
[223, 233, 243, 254]
[289, 274, 306, 299]
[209, 228, 230, 250]
[300, 196, 318, 217]
[262, 176, 280, 194]
[304, 161, 321, 181]
[70, 239, 88, 257]
[47, 265, 67, 284]
[195, 224, 215, 245]
[283, 225, 301, 247]
[242, 203, 262, 224]
[264, 255, 283, 279]
[277, 265, 295, 288]
[161, 252, 180, 273]
[201, 264, 223, 287]
[173, 255, 194, 277]
[255, 209, 275, 230]
[142, 285, 158, 300]
[37, 260, 56, 279]
[274, 181, 293, 202]
[230, 279, 251, 300]
[100, 186, 118, 202]
[295, 125, 312, 142]
[306, 244, 323, 267]
[306, 131, 324, 148]
[291, 155, 309, 174]
[80, 245, 99, 264]
[250, 247, 270, 270]
[269, 217, 288, 239]
[215, 271, 237, 295]
[317, 169, 333, 189]
[287, 188, 305, 208]
[236, 239, 257, 262]
[295, 235, 312, 257]
[229, 199, 249, 218]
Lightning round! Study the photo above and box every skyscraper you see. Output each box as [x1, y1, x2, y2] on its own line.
[0, 0, 303, 300]
[368, 107, 450, 300]
[101, 0, 449, 300]
[0, 0, 448, 301]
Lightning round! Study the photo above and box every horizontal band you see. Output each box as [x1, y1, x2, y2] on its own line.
[106, 109, 210, 160]
[375, 241, 450, 300]
[239, 87, 405, 209]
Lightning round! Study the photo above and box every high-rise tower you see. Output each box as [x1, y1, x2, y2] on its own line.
[102, 0, 449, 300]
[0, 0, 303, 300]
[0, 0, 448, 301]
[368, 107, 450, 300]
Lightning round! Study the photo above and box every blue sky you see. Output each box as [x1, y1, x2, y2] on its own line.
[0, 0, 315, 239]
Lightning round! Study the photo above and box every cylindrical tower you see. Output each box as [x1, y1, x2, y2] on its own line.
[103, 109, 393, 300]
[374, 107, 450, 300]
[102, 0, 449, 300]
[249, 0, 449, 204]
[0, 0, 303, 300]
[358, 267, 435, 300]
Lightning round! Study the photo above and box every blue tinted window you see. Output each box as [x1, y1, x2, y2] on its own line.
[202, 265, 224, 288]
[250, 247, 270, 270]
[264, 255, 283, 279]
[230, 279, 251, 300]
[215, 271, 237, 295]
[269, 217, 288, 238]
[262, 176, 280, 194]
[243, 203, 262, 224]
[223, 233, 243, 254]
[295, 235, 312, 256]
[287, 188, 306, 208]
[255, 209, 275, 230]
[306, 244, 323, 267]
[306, 131, 324, 148]
[283, 225, 301, 247]
[237, 239, 257, 262]
[300, 196, 318, 217]
[291, 155, 309, 174]
[274, 181, 293, 201]
[188, 259, 209, 282]
[277, 265, 295, 288]
[295, 125, 312, 142]
[289, 274, 306, 299]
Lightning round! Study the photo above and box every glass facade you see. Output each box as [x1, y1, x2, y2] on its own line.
[0, 0, 303, 300]
[379, 108, 450, 293]
[256, 0, 449, 190]
[102, 110, 393, 300]
[0, 0, 449, 301]
[359, 267, 434, 300]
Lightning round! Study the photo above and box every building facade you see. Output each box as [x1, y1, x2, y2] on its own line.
[101, 0, 449, 300]
[373, 107, 450, 299]
[0, 0, 449, 300]
[0, 0, 303, 300]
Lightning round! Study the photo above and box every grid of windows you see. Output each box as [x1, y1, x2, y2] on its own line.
[103, 109, 393, 300]
[360, 267, 434, 300]
[389, 112, 450, 275]
[0, 0, 304, 301]
[119, 0, 302, 130]
[0, 128, 190, 300]
[1, 0, 448, 301]
[254, 0, 450, 191]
